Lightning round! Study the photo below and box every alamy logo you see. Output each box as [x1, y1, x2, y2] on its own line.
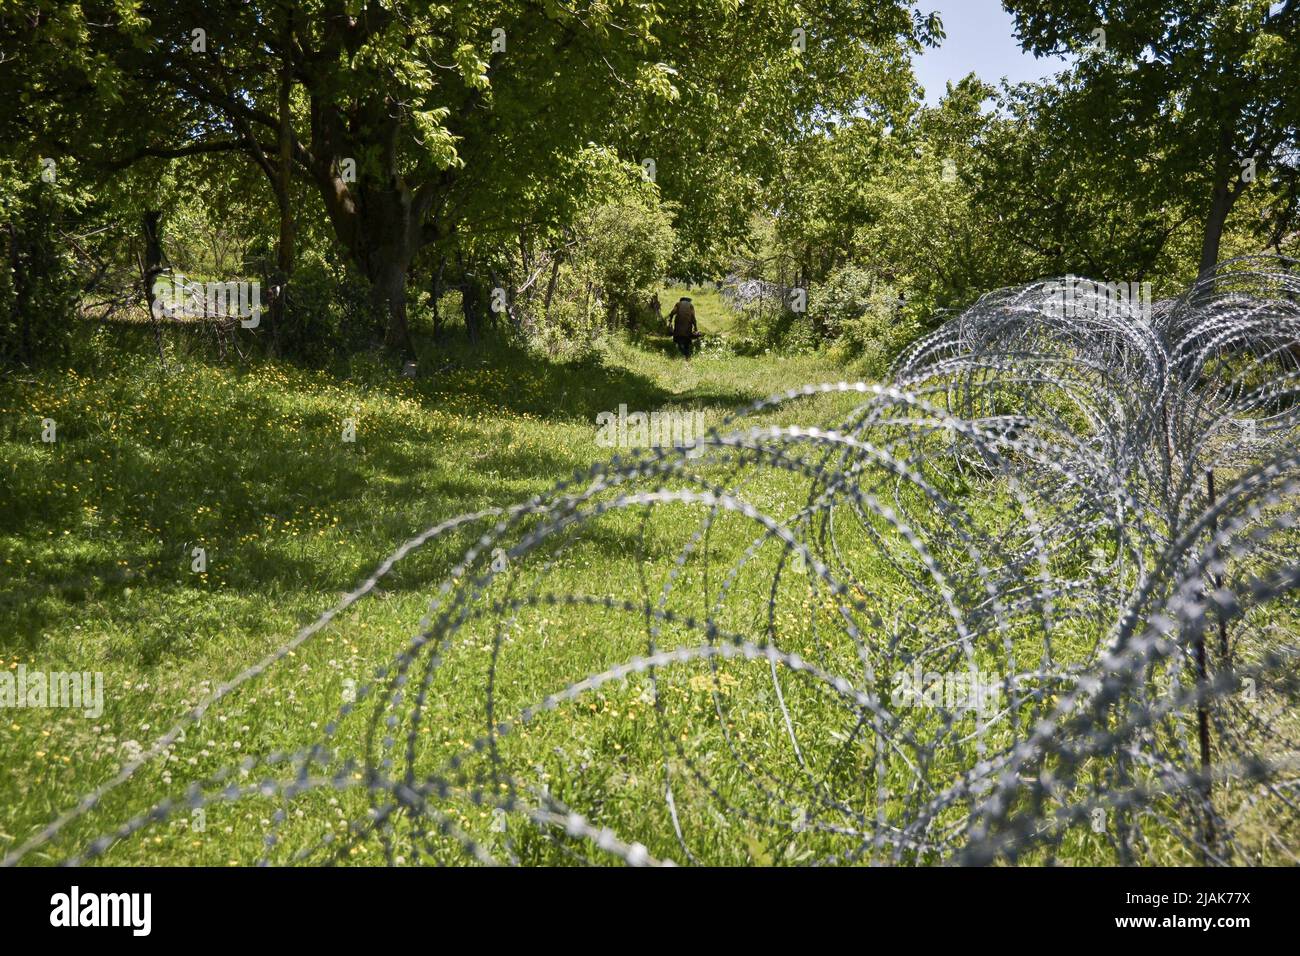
[596, 404, 706, 449]
[152, 273, 262, 328]
[1044, 277, 1152, 323]
[890, 663, 1002, 720]
[50, 886, 151, 936]
[0, 665, 103, 718]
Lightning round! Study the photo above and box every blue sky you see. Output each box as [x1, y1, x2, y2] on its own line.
[912, 1, 1073, 105]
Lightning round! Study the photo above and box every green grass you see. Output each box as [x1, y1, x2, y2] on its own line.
[2, 307, 1290, 867]
[0, 306, 866, 865]
[656, 282, 739, 335]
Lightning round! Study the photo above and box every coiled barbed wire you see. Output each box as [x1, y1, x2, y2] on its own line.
[8, 256, 1300, 867]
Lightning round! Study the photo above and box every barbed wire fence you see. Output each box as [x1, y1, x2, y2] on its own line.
[7, 256, 1300, 867]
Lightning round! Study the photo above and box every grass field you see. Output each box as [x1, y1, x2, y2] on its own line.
[3, 284, 1295, 867]
[0, 290, 875, 865]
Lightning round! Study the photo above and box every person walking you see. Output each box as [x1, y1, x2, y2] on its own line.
[668, 296, 699, 358]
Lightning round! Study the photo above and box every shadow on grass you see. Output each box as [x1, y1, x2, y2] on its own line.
[0, 320, 753, 657]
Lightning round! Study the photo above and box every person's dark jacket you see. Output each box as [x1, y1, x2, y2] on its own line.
[669, 300, 697, 337]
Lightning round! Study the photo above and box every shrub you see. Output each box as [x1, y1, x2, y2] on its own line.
[572, 199, 676, 330]
[809, 265, 918, 377]
[277, 252, 379, 360]
[734, 294, 819, 355]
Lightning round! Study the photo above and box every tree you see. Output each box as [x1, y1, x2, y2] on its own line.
[575, 197, 676, 329]
[972, 79, 1199, 293]
[5, 0, 940, 357]
[1004, 0, 1300, 279]
[762, 76, 1003, 317]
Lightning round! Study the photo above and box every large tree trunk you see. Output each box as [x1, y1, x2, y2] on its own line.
[320, 181, 419, 358]
[308, 99, 430, 360]
[368, 252, 415, 355]
[1197, 175, 1237, 284]
[356, 181, 418, 356]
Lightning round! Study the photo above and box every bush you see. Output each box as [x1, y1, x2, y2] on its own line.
[276, 252, 379, 360]
[809, 265, 918, 377]
[734, 295, 819, 355]
[528, 281, 606, 359]
[572, 199, 676, 329]
[505, 196, 674, 358]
